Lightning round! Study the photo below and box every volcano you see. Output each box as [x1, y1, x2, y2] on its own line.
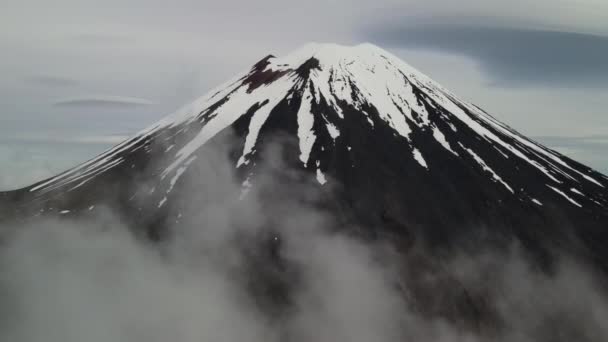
[2, 43, 608, 266]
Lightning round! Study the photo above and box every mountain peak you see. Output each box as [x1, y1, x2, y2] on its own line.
[274, 42, 384, 65]
[263, 42, 421, 79]
[14, 43, 607, 226]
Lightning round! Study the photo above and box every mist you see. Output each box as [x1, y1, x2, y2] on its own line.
[1, 136, 608, 342]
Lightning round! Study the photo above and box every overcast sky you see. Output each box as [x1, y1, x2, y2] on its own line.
[2, 0, 608, 189]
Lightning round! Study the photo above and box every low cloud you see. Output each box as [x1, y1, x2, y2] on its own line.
[1, 134, 608, 341]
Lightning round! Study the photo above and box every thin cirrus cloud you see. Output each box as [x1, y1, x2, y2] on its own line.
[53, 95, 155, 109]
[368, 24, 608, 87]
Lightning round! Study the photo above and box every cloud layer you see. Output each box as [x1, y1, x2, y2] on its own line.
[1, 136, 608, 342]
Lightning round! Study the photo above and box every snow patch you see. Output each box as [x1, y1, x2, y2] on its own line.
[548, 185, 582, 207]
[168, 156, 197, 193]
[297, 86, 316, 166]
[570, 188, 585, 196]
[531, 198, 543, 206]
[316, 168, 327, 185]
[164, 71, 297, 177]
[412, 148, 428, 170]
[460, 143, 514, 194]
[432, 126, 458, 156]
[326, 122, 340, 140]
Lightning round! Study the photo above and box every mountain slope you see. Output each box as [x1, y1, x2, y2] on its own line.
[2, 43, 607, 260]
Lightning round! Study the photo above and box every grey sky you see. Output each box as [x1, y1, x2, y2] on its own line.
[369, 26, 608, 86]
[1, 0, 608, 189]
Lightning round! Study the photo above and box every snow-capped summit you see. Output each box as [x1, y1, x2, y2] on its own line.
[2, 43, 608, 254]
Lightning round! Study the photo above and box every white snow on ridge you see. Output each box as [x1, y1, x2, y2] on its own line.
[297, 85, 317, 166]
[493, 146, 509, 159]
[462, 102, 604, 188]
[459, 143, 514, 194]
[571, 188, 585, 196]
[548, 185, 582, 207]
[30, 155, 125, 194]
[164, 72, 298, 177]
[237, 93, 286, 167]
[68, 158, 125, 191]
[531, 198, 543, 206]
[326, 122, 340, 140]
[413, 86, 563, 184]
[29, 135, 139, 193]
[167, 156, 197, 194]
[432, 126, 458, 156]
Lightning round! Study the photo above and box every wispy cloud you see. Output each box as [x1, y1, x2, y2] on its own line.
[53, 95, 155, 109]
